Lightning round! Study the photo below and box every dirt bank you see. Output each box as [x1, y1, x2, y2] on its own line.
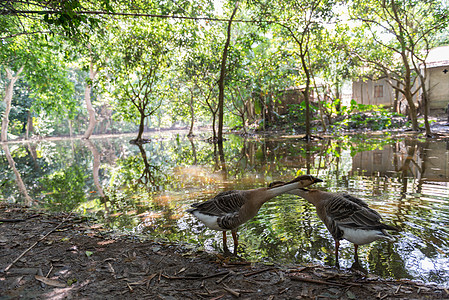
[0, 204, 447, 300]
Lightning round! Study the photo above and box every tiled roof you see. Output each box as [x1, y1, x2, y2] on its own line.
[426, 46, 449, 68]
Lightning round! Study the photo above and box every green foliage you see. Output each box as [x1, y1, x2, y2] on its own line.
[1, 0, 448, 138]
[333, 102, 404, 131]
[286, 101, 319, 124]
[39, 164, 88, 211]
[106, 18, 176, 137]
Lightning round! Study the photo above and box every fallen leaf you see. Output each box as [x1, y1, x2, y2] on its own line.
[176, 267, 186, 275]
[35, 275, 66, 287]
[90, 224, 103, 229]
[85, 251, 93, 257]
[97, 240, 115, 246]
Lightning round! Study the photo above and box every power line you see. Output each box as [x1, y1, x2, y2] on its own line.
[0, 10, 273, 24]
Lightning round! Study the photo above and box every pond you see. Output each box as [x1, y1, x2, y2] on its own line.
[1, 131, 449, 286]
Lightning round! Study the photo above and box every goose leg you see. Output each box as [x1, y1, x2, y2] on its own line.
[335, 240, 340, 267]
[223, 231, 231, 255]
[354, 244, 359, 262]
[231, 230, 238, 255]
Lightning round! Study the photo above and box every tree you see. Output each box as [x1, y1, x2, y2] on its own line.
[169, 18, 221, 138]
[254, 0, 335, 140]
[1, 25, 77, 141]
[1, 0, 113, 38]
[67, 9, 119, 139]
[351, 0, 449, 134]
[1, 67, 24, 142]
[248, 38, 297, 129]
[174, 22, 222, 140]
[311, 24, 361, 131]
[82, 49, 99, 139]
[217, 1, 239, 143]
[108, 19, 174, 143]
[227, 86, 252, 134]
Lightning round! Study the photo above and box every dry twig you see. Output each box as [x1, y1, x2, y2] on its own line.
[165, 271, 230, 280]
[222, 283, 240, 297]
[4, 217, 69, 272]
[289, 275, 347, 287]
[244, 267, 274, 277]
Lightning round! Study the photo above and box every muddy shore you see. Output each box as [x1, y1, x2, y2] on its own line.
[1, 204, 447, 299]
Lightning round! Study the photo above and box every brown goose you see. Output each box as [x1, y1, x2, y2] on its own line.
[270, 184, 398, 265]
[187, 175, 323, 255]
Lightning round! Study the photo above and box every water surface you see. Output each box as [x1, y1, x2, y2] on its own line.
[1, 132, 448, 286]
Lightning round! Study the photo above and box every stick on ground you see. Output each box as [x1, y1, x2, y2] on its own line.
[3, 216, 69, 272]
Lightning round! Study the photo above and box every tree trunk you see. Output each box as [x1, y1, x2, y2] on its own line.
[394, 81, 401, 113]
[420, 78, 432, 136]
[1, 66, 24, 142]
[301, 66, 311, 140]
[298, 39, 311, 140]
[188, 110, 195, 137]
[188, 89, 195, 137]
[267, 93, 273, 123]
[399, 45, 419, 131]
[68, 118, 73, 137]
[212, 113, 217, 140]
[403, 75, 419, 131]
[241, 114, 247, 134]
[404, 90, 419, 130]
[26, 110, 33, 140]
[83, 56, 98, 139]
[217, 1, 239, 143]
[136, 111, 146, 141]
[334, 82, 341, 113]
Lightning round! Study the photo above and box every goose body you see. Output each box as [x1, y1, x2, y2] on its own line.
[187, 175, 323, 254]
[283, 188, 398, 264]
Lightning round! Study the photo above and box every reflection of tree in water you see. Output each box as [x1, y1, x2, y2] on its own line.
[381, 139, 449, 283]
[216, 142, 227, 177]
[39, 163, 88, 211]
[366, 241, 411, 280]
[242, 199, 335, 265]
[83, 139, 109, 213]
[187, 137, 197, 164]
[25, 142, 40, 171]
[136, 143, 159, 185]
[1, 144, 34, 205]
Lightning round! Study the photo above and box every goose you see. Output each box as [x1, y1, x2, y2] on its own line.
[187, 175, 323, 255]
[269, 183, 398, 265]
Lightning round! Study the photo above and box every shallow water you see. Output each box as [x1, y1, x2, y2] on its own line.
[1, 132, 449, 286]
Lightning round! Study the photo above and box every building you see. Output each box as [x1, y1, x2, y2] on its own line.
[352, 46, 449, 112]
[423, 45, 449, 112]
[352, 76, 396, 107]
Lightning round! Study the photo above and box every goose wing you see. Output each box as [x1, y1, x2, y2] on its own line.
[188, 190, 248, 230]
[339, 193, 383, 218]
[189, 190, 247, 216]
[324, 194, 390, 239]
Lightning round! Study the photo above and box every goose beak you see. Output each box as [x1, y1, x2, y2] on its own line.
[268, 181, 285, 188]
[314, 177, 324, 183]
[268, 175, 323, 188]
